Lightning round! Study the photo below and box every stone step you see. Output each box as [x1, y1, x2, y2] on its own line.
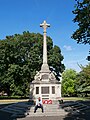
[1, 108, 22, 114]
[0, 101, 67, 119]
[30, 105, 59, 108]
[28, 113, 66, 117]
[0, 102, 30, 115]
[27, 103, 67, 117]
[0, 108, 17, 114]
[43, 104, 59, 106]
[28, 110, 67, 117]
[8, 106, 27, 111]
[16, 103, 32, 108]
[30, 106, 60, 110]
[30, 104, 64, 110]
[30, 108, 62, 112]
[30, 110, 64, 113]
[30, 110, 66, 113]
[1, 107, 25, 114]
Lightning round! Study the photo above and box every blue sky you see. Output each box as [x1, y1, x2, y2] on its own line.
[0, 0, 89, 72]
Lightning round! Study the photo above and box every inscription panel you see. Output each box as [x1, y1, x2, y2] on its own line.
[41, 87, 49, 94]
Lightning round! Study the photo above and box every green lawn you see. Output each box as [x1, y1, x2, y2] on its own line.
[62, 97, 90, 101]
[0, 97, 90, 104]
[0, 99, 29, 104]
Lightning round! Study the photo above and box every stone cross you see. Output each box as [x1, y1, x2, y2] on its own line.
[40, 20, 50, 64]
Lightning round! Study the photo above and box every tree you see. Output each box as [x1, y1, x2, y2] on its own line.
[61, 69, 77, 96]
[0, 31, 65, 96]
[72, 0, 90, 44]
[48, 45, 64, 80]
[76, 63, 90, 95]
[87, 50, 90, 61]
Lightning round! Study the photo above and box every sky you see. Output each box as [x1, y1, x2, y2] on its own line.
[0, 0, 89, 72]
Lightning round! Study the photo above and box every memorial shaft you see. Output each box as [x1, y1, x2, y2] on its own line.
[40, 20, 50, 64]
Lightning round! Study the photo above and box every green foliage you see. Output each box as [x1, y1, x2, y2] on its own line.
[76, 63, 90, 94]
[72, 0, 90, 44]
[48, 45, 65, 80]
[0, 31, 65, 96]
[61, 69, 77, 96]
[62, 64, 90, 97]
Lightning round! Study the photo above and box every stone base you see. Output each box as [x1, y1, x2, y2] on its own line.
[30, 63, 61, 100]
[30, 82, 61, 100]
[33, 63, 57, 83]
[41, 63, 50, 73]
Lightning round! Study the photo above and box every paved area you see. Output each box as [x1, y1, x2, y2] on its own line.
[0, 100, 90, 120]
[17, 116, 65, 120]
[17, 100, 68, 120]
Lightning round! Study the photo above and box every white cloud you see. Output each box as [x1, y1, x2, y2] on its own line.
[64, 58, 87, 72]
[63, 45, 72, 51]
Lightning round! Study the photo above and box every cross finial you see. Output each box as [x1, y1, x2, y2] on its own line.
[40, 20, 50, 33]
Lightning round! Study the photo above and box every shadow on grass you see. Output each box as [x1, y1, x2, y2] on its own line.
[62, 100, 90, 120]
[0, 103, 13, 120]
[0, 100, 35, 120]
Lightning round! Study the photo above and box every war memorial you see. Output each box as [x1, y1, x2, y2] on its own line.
[30, 20, 61, 101]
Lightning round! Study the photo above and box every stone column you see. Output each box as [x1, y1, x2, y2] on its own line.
[40, 20, 50, 72]
[43, 29, 47, 64]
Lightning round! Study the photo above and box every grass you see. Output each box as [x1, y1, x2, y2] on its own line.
[0, 99, 29, 104]
[0, 97, 90, 104]
[62, 97, 90, 101]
